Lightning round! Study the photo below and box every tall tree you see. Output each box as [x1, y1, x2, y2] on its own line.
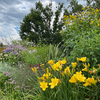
[19, 1, 66, 44]
[84, 0, 100, 9]
[66, 0, 83, 15]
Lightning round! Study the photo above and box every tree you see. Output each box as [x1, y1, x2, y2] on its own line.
[83, 0, 100, 9]
[66, 0, 83, 15]
[19, 1, 66, 45]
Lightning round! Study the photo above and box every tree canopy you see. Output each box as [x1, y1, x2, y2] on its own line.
[19, 1, 67, 44]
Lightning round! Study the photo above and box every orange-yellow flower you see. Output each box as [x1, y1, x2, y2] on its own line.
[98, 64, 100, 68]
[49, 77, 59, 89]
[89, 70, 92, 74]
[40, 81, 48, 91]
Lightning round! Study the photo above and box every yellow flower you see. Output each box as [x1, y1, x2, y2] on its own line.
[82, 67, 88, 71]
[90, 21, 94, 24]
[48, 60, 54, 65]
[69, 75, 77, 83]
[41, 76, 45, 81]
[77, 58, 80, 62]
[79, 57, 86, 62]
[31, 67, 37, 73]
[26, 37, 29, 41]
[96, 8, 99, 12]
[91, 8, 93, 11]
[51, 62, 62, 71]
[40, 81, 48, 91]
[91, 12, 93, 14]
[87, 6, 89, 9]
[95, 18, 97, 20]
[69, 71, 86, 83]
[43, 71, 51, 79]
[97, 22, 100, 26]
[71, 62, 77, 68]
[31, 47, 34, 50]
[81, 12, 84, 15]
[87, 11, 89, 14]
[46, 68, 49, 74]
[59, 58, 66, 64]
[88, 63, 90, 67]
[83, 76, 97, 87]
[45, 74, 49, 79]
[82, 7, 84, 10]
[40, 64, 44, 67]
[49, 77, 59, 89]
[74, 71, 86, 82]
[77, 12, 79, 14]
[64, 66, 70, 76]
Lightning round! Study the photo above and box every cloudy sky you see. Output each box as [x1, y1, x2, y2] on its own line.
[0, 0, 86, 44]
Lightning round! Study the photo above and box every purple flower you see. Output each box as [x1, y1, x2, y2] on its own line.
[3, 49, 11, 53]
[9, 78, 12, 80]
[29, 50, 31, 54]
[10, 80, 15, 84]
[3, 71, 10, 76]
[14, 86, 20, 89]
[33, 49, 35, 53]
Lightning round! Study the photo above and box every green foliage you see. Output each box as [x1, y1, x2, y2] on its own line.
[20, 43, 62, 66]
[71, 30, 100, 67]
[0, 71, 10, 90]
[19, 1, 65, 44]
[0, 42, 3, 47]
[84, 0, 100, 9]
[61, 7, 100, 67]
[67, 0, 83, 14]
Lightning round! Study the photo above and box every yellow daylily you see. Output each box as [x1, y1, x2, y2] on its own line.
[71, 62, 77, 68]
[83, 76, 97, 87]
[49, 77, 59, 89]
[40, 81, 48, 91]
[48, 60, 54, 65]
[79, 57, 86, 62]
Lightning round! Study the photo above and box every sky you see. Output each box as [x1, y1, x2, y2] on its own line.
[0, 0, 87, 45]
